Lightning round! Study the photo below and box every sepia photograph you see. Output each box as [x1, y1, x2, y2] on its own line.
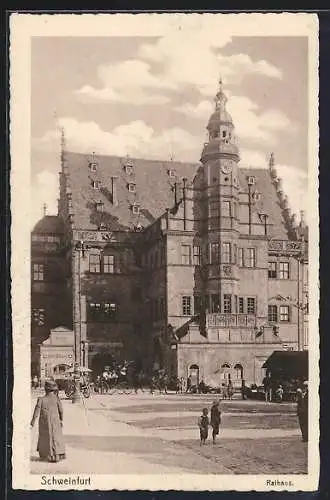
[10, 13, 319, 491]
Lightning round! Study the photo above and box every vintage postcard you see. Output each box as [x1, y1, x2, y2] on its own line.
[10, 12, 319, 491]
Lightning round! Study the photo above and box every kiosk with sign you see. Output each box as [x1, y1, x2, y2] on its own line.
[40, 326, 74, 380]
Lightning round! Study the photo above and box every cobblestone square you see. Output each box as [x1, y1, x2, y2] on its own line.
[30, 392, 307, 475]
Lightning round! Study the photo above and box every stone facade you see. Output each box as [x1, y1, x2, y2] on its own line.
[31, 80, 308, 385]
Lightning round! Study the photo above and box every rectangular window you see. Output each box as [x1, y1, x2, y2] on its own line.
[268, 305, 278, 322]
[103, 255, 114, 273]
[181, 244, 191, 265]
[238, 297, 244, 314]
[245, 248, 256, 268]
[211, 294, 221, 313]
[223, 294, 232, 313]
[88, 302, 102, 321]
[209, 201, 220, 229]
[238, 248, 244, 267]
[104, 302, 117, 321]
[223, 201, 231, 217]
[194, 295, 201, 314]
[268, 262, 277, 279]
[193, 246, 201, 265]
[32, 308, 45, 326]
[247, 297, 256, 315]
[222, 242, 231, 264]
[33, 263, 44, 281]
[279, 262, 290, 279]
[182, 296, 192, 316]
[210, 242, 219, 263]
[280, 305, 290, 322]
[89, 254, 101, 273]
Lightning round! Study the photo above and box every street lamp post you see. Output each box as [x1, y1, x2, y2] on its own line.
[71, 240, 84, 403]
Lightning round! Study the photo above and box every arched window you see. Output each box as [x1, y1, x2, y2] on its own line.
[220, 362, 231, 381]
[234, 363, 243, 380]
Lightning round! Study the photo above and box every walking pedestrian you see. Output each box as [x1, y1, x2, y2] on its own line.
[198, 408, 209, 445]
[210, 400, 222, 444]
[227, 380, 234, 400]
[263, 373, 272, 402]
[30, 380, 66, 463]
[297, 381, 308, 442]
[241, 379, 247, 400]
[186, 375, 192, 393]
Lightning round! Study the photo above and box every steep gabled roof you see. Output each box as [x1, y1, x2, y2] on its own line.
[32, 215, 64, 234]
[65, 152, 199, 231]
[239, 168, 289, 239]
[64, 151, 291, 239]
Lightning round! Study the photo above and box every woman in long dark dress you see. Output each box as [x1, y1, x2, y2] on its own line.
[210, 400, 221, 444]
[30, 380, 66, 462]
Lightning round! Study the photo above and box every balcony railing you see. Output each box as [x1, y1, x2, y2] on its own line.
[206, 313, 256, 328]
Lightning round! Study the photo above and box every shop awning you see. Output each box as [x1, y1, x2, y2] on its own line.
[262, 350, 308, 378]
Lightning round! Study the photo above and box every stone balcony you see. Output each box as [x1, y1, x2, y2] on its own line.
[206, 313, 256, 328]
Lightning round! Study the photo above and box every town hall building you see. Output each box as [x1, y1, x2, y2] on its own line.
[31, 80, 308, 387]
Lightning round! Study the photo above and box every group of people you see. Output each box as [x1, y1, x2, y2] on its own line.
[198, 400, 222, 445]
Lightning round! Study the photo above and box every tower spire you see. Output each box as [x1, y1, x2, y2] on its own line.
[214, 75, 228, 110]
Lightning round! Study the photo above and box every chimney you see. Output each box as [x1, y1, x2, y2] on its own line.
[300, 210, 306, 228]
[269, 152, 277, 180]
[111, 176, 118, 206]
[182, 178, 187, 231]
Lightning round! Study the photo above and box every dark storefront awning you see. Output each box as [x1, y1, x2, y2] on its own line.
[262, 350, 308, 379]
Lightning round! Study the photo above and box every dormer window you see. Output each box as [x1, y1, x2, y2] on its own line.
[128, 182, 136, 193]
[124, 164, 133, 175]
[89, 162, 98, 172]
[92, 180, 101, 190]
[96, 201, 104, 212]
[168, 169, 176, 178]
[131, 203, 140, 215]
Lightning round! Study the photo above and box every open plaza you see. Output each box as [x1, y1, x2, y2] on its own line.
[30, 390, 307, 476]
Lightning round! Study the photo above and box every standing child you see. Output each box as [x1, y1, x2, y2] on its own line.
[198, 408, 209, 445]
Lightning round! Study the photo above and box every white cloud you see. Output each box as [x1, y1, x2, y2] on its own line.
[175, 94, 293, 145]
[75, 60, 172, 105]
[240, 148, 268, 168]
[31, 170, 58, 228]
[275, 163, 308, 216]
[239, 150, 307, 216]
[174, 100, 213, 119]
[138, 30, 281, 97]
[36, 117, 201, 163]
[228, 96, 293, 143]
[74, 26, 282, 106]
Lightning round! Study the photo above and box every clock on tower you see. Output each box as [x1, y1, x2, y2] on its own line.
[221, 159, 232, 175]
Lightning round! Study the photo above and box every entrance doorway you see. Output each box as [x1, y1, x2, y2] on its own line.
[53, 364, 71, 376]
[234, 363, 243, 381]
[189, 364, 199, 387]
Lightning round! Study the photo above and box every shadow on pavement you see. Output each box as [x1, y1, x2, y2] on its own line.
[65, 434, 224, 474]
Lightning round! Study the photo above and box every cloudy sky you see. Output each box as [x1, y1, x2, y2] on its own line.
[31, 31, 308, 227]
